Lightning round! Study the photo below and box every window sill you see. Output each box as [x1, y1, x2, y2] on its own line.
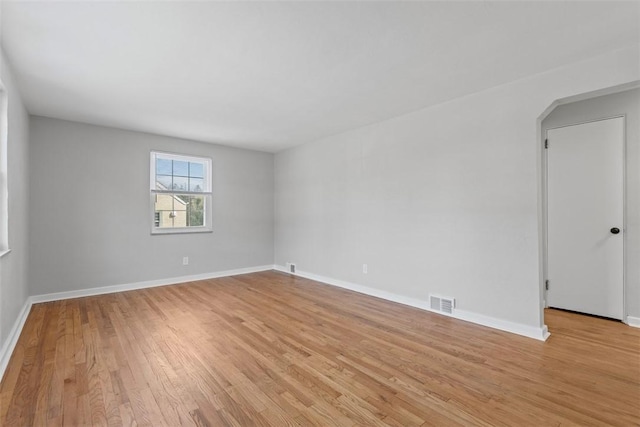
[151, 227, 213, 235]
[0, 248, 11, 259]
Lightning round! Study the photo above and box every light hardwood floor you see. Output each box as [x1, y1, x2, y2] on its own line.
[1, 271, 639, 426]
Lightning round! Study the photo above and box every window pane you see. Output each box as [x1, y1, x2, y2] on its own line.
[189, 178, 204, 192]
[173, 160, 189, 177]
[172, 176, 188, 191]
[156, 175, 172, 190]
[189, 162, 204, 178]
[154, 194, 205, 229]
[154, 193, 175, 228]
[173, 195, 187, 227]
[154, 194, 189, 228]
[187, 196, 205, 227]
[156, 158, 172, 175]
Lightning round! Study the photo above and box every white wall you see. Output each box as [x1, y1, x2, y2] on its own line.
[29, 117, 274, 295]
[0, 50, 30, 351]
[542, 88, 640, 320]
[274, 46, 639, 333]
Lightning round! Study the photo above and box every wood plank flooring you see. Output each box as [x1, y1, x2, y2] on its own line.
[1, 270, 639, 426]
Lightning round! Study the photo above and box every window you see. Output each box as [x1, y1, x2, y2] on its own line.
[150, 151, 212, 234]
[0, 83, 8, 255]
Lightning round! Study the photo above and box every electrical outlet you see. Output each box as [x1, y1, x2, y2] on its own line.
[182, 256, 189, 265]
[362, 264, 368, 274]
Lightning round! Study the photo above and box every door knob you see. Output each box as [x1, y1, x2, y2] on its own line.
[610, 227, 620, 234]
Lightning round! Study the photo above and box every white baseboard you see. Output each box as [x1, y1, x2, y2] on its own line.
[627, 316, 640, 328]
[0, 298, 33, 382]
[274, 265, 550, 341]
[30, 265, 274, 304]
[2, 263, 555, 382]
[1, 264, 273, 382]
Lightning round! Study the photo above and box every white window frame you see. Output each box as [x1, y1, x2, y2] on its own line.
[0, 81, 9, 257]
[150, 151, 213, 235]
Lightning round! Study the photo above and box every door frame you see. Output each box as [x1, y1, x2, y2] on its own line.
[543, 115, 626, 320]
[533, 80, 640, 334]
[536, 81, 640, 332]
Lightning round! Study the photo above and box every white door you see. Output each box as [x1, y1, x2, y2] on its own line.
[547, 117, 624, 320]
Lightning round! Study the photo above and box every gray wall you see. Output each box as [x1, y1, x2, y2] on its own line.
[0, 50, 30, 348]
[542, 88, 640, 319]
[274, 48, 638, 330]
[29, 117, 274, 295]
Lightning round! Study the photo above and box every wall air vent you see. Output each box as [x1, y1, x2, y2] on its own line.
[429, 295, 455, 315]
[289, 263, 296, 274]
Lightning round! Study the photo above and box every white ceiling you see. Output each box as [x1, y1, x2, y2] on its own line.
[1, 1, 638, 152]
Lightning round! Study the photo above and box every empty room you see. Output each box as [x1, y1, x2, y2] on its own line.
[0, 1, 639, 426]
